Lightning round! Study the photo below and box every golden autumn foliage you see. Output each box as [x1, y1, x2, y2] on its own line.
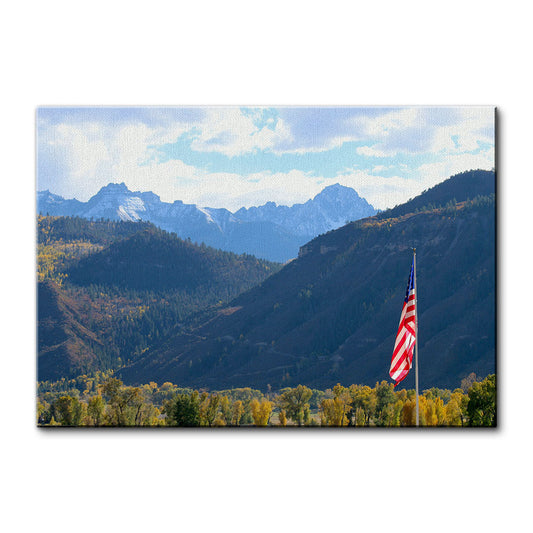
[37, 375, 494, 427]
[251, 398, 273, 426]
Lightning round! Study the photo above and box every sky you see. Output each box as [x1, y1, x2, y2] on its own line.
[37, 106, 495, 211]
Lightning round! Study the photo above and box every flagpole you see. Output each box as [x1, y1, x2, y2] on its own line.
[413, 248, 419, 427]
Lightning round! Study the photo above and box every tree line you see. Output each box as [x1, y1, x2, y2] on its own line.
[37, 215, 282, 379]
[37, 373, 496, 427]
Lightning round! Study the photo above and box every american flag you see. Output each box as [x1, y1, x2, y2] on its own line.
[389, 260, 416, 387]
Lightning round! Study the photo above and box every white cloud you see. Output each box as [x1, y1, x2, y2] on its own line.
[417, 149, 495, 187]
[48, 123, 111, 180]
[335, 145, 492, 210]
[356, 145, 390, 157]
[39, 118, 329, 209]
[333, 170, 422, 210]
[38, 107, 496, 212]
[430, 107, 494, 154]
[351, 107, 494, 157]
[156, 168, 323, 211]
[189, 108, 293, 157]
[193, 169, 417, 212]
[270, 135, 357, 156]
[39, 119, 192, 200]
[357, 108, 420, 137]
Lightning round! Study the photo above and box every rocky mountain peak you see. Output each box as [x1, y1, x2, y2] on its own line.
[95, 182, 131, 195]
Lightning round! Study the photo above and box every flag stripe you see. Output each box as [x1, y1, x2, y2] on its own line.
[389, 260, 416, 387]
[390, 337, 415, 372]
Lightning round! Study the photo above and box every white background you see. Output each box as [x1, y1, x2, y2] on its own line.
[1, 1, 529, 532]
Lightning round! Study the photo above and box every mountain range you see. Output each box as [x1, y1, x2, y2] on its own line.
[117, 169, 496, 391]
[37, 183, 376, 262]
[37, 169, 496, 391]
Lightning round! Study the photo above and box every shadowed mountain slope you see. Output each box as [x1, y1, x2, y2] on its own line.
[38, 280, 102, 381]
[66, 226, 281, 294]
[37, 220, 282, 382]
[119, 171, 495, 391]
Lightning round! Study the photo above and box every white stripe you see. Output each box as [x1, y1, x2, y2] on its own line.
[391, 333, 415, 369]
[391, 359, 411, 380]
[392, 328, 411, 355]
[391, 343, 407, 370]
[390, 332, 415, 370]
[397, 306, 407, 326]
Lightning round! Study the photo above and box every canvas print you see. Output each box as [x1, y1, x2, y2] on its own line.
[36, 106, 496, 427]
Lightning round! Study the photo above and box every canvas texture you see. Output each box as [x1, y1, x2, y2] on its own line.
[36, 106, 496, 427]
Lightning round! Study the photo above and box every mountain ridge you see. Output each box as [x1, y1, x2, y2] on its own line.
[37, 219, 283, 382]
[117, 170, 496, 391]
[37, 183, 376, 262]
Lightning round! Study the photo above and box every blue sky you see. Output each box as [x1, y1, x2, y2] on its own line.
[37, 106, 495, 211]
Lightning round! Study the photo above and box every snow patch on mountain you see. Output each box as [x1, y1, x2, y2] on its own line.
[37, 182, 376, 261]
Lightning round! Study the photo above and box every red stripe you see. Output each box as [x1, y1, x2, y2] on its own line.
[392, 361, 411, 382]
[391, 331, 413, 366]
[389, 277, 417, 385]
[393, 369, 410, 387]
[390, 345, 414, 376]
[392, 329, 409, 358]
[390, 342, 414, 375]
[404, 323, 416, 336]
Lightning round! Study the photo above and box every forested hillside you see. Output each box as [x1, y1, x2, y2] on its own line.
[37, 216, 281, 381]
[119, 171, 495, 391]
[67, 226, 277, 293]
[376, 169, 494, 219]
[37, 169, 496, 397]
[38, 280, 102, 379]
